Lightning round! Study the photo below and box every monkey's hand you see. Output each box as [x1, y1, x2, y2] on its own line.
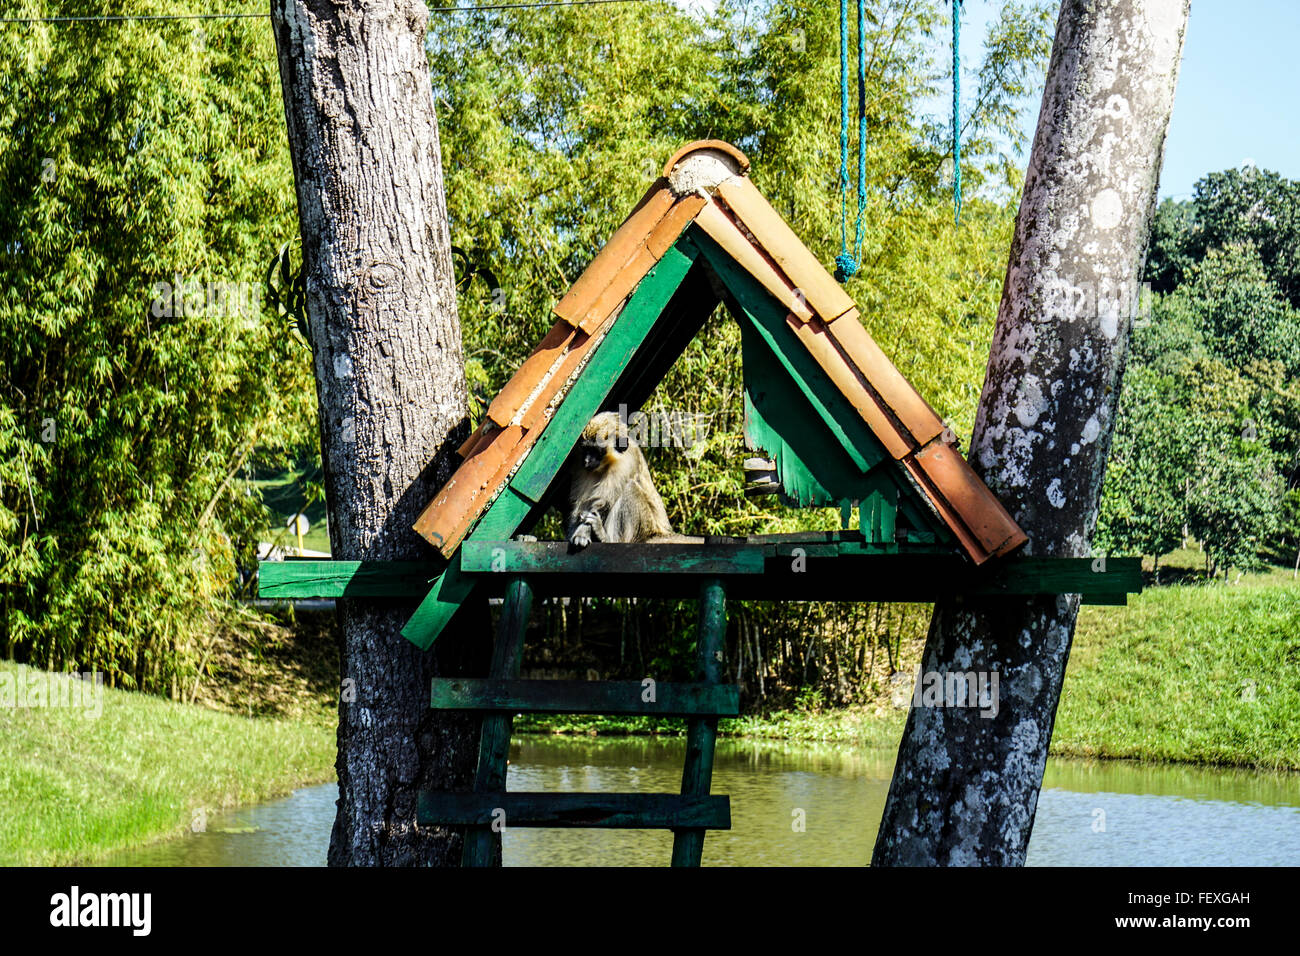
[569, 507, 606, 549]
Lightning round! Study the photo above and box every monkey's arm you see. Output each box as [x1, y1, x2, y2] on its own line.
[568, 498, 608, 549]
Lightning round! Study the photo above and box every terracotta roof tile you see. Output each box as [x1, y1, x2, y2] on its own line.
[715, 176, 855, 323]
[413, 424, 526, 551]
[553, 181, 675, 328]
[485, 320, 577, 428]
[695, 200, 815, 322]
[784, 314, 913, 459]
[904, 440, 1027, 562]
[824, 309, 946, 448]
[416, 140, 1027, 566]
[457, 420, 490, 459]
[417, 321, 608, 556]
[575, 196, 704, 335]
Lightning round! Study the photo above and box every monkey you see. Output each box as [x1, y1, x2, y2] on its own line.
[566, 411, 673, 549]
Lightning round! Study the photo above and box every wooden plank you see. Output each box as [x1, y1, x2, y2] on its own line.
[696, 230, 879, 475]
[398, 552, 477, 651]
[878, 481, 897, 543]
[714, 176, 855, 323]
[430, 679, 740, 716]
[509, 242, 700, 504]
[464, 578, 534, 867]
[553, 181, 675, 326]
[258, 560, 440, 598]
[306, 553, 1141, 608]
[418, 792, 731, 830]
[672, 577, 727, 867]
[460, 539, 767, 576]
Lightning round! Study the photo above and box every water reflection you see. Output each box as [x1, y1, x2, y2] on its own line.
[99, 736, 1300, 866]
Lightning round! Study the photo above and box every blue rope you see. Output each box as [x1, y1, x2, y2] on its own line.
[854, 0, 867, 265]
[952, 0, 962, 226]
[836, 0, 853, 281]
[835, 0, 867, 282]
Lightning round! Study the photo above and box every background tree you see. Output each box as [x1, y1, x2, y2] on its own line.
[1146, 167, 1300, 306]
[873, 0, 1190, 866]
[0, 8, 312, 691]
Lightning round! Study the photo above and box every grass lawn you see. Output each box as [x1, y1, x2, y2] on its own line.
[0, 660, 335, 865]
[1055, 565, 1300, 770]
[254, 459, 332, 554]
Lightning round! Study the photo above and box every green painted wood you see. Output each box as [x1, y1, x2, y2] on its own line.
[430, 678, 740, 716]
[284, 551, 1142, 603]
[878, 481, 898, 543]
[693, 226, 884, 475]
[510, 242, 700, 504]
[467, 486, 542, 546]
[400, 489, 537, 651]
[741, 325, 842, 506]
[418, 792, 731, 830]
[602, 249, 721, 420]
[398, 552, 477, 651]
[671, 577, 727, 867]
[1081, 593, 1128, 606]
[258, 560, 440, 598]
[463, 577, 534, 867]
[460, 539, 768, 575]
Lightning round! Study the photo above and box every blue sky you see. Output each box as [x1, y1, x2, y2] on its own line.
[1158, 1, 1300, 199]
[952, 0, 1300, 200]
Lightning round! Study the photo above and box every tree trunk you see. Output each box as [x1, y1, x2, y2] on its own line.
[270, 0, 488, 866]
[872, 0, 1188, 867]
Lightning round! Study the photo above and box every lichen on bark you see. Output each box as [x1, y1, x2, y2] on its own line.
[872, 0, 1190, 867]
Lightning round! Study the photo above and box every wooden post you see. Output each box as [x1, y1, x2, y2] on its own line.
[462, 577, 533, 867]
[671, 577, 726, 866]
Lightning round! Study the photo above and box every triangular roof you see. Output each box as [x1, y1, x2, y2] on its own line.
[413, 140, 1026, 566]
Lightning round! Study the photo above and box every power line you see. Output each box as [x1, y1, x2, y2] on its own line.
[0, 13, 264, 22]
[0, 0, 661, 23]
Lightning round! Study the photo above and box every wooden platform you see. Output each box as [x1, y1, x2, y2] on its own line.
[258, 536, 1142, 605]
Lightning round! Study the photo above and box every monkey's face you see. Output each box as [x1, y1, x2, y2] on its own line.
[578, 412, 632, 473]
[579, 436, 626, 472]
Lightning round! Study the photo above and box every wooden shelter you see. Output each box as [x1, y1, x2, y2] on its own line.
[260, 141, 1142, 866]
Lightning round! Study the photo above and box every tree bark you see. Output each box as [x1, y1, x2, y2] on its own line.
[872, 0, 1189, 867]
[270, 0, 487, 866]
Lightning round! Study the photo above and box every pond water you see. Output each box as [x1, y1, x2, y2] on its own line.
[100, 736, 1300, 866]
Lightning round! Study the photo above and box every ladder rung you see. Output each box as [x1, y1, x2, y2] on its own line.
[430, 678, 739, 716]
[418, 792, 731, 830]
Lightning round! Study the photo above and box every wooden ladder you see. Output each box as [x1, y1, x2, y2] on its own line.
[417, 576, 735, 867]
